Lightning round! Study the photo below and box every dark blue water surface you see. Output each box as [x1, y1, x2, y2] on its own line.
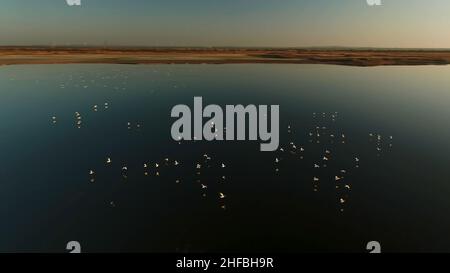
[0, 64, 450, 252]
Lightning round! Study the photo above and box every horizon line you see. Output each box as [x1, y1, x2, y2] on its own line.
[1, 45, 450, 51]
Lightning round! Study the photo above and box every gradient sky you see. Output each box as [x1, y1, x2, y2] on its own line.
[1, 0, 449, 48]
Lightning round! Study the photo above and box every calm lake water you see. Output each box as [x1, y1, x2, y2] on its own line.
[0, 64, 450, 253]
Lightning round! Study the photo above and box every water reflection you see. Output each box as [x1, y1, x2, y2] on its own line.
[0, 64, 450, 252]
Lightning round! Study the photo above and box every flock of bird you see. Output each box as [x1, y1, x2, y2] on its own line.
[54, 107, 394, 214]
[87, 153, 230, 210]
[369, 133, 394, 157]
[273, 112, 393, 212]
[47, 69, 394, 214]
[52, 104, 230, 210]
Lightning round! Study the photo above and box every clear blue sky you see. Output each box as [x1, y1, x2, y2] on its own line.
[1, 0, 449, 48]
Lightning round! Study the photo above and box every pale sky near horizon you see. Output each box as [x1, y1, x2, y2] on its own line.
[0, 0, 449, 48]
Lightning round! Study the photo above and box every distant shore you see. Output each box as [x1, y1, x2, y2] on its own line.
[1, 47, 450, 67]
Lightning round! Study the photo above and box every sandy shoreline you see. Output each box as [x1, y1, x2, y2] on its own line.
[1, 47, 450, 67]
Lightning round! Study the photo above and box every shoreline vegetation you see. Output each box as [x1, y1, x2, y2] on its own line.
[1, 47, 450, 67]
